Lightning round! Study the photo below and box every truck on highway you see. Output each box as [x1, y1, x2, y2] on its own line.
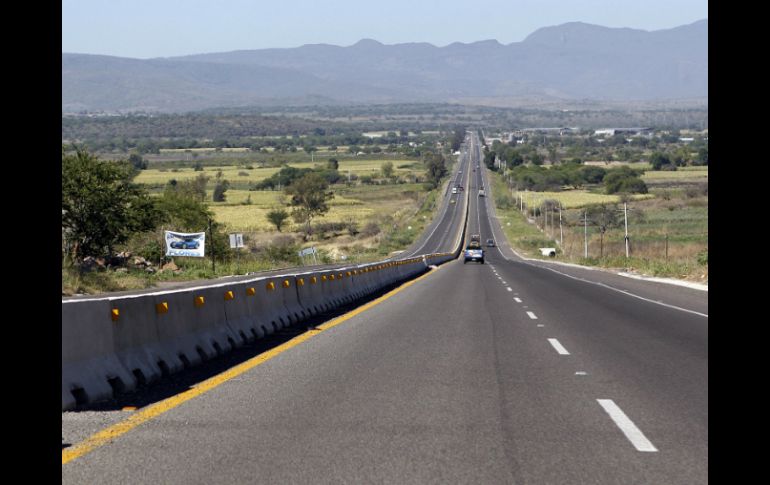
[464, 234, 484, 264]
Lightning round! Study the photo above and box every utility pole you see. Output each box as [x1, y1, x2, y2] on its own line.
[624, 202, 630, 258]
[584, 210, 588, 259]
[559, 203, 563, 247]
[208, 218, 215, 273]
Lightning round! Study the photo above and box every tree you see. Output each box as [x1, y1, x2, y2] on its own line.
[327, 158, 339, 170]
[451, 127, 465, 151]
[381, 161, 394, 179]
[424, 152, 447, 188]
[62, 148, 160, 262]
[212, 179, 230, 202]
[212, 169, 230, 202]
[266, 209, 290, 232]
[128, 153, 148, 171]
[285, 172, 334, 239]
[588, 204, 619, 258]
[604, 166, 648, 194]
[581, 166, 607, 184]
[695, 146, 708, 166]
[649, 152, 673, 171]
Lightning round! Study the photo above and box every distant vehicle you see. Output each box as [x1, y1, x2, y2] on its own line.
[478, 189, 485, 197]
[486, 239, 495, 247]
[464, 242, 484, 264]
[171, 239, 199, 249]
[457, 185, 464, 192]
[452, 187, 458, 194]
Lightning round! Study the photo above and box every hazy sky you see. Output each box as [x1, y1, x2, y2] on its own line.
[62, 0, 708, 59]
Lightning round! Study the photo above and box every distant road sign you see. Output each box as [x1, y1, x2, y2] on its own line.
[229, 233, 244, 249]
[298, 247, 316, 257]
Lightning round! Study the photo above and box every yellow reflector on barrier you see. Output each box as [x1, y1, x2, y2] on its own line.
[346, 271, 352, 277]
[311, 276, 318, 284]
[156, 302, 169, 314]
[246, 287, 256, 296]
[298, 278, 305, 286]
[224, 291, 234, 301]
[329, 275, 335, 280]
[283, 280, 291, 288]
[267, 282, 275, 291]
[111, 308, 120, 322]
[194, 296, 205, 307]
[322, 275, 328, 281]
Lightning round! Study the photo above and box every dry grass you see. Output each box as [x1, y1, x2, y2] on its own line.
[513, 189, 653, 209]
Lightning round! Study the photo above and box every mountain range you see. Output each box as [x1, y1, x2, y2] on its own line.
[62, 19, 707, 113]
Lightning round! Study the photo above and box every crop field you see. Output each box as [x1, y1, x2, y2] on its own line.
[210, 184, 426, 231]
[135, 159, 422, 189]
[489, 168, 708, 281]
[511, 189, 653, 209]
[641, 168, 708, 183]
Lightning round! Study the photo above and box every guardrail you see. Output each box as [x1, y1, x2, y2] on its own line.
[62, 155, 471, 411]
[62, 251, 457, 410]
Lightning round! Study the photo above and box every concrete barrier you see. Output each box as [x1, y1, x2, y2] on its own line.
[62, 300, 135, 410]
[222, 282, 263, 344]
[295, 272, 325, 316]
[321, 270, 346, 309]
[151, 288, 232, 373]
[63, 248, 461, 410]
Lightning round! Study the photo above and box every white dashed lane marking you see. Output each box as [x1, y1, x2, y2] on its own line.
[597, 399, 658, 452]
[548, 338, 570, 355]
[526, 311, 537, 319]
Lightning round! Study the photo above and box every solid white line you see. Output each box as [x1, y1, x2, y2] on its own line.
[537, 324, 544, 327]
[548, 338, 569, 355]
[526, 311, 538, 319]
[597, 399, 658, 452]
[538, 266, 709, 318]
[514, 297, 522, 303]
[480, 187, 708, 317]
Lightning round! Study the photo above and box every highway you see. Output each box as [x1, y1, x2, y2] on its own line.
[62, 133, 707, 483]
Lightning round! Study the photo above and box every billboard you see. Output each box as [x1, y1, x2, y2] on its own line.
[165, 231, 205, 257]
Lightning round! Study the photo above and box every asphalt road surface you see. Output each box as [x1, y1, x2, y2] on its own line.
[63, 133, 707, 483]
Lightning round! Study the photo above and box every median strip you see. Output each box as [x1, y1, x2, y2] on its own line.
[63, 266, 442, 465]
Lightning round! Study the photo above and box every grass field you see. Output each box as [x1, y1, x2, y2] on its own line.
[642, 168, 708, 182]
[135, 159, 422, 189]
[511, 189, 654, 209]
[489, 168, 708, 282]
[209, 183, 426, 231]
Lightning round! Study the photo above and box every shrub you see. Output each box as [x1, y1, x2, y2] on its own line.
[361, 222, 381, 238]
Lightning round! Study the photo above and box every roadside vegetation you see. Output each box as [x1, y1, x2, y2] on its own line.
[62, 138, 455, 295]
[491, 158, 708, 283]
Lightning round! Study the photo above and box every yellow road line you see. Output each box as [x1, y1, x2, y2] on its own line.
[63, 266, 440, 465]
